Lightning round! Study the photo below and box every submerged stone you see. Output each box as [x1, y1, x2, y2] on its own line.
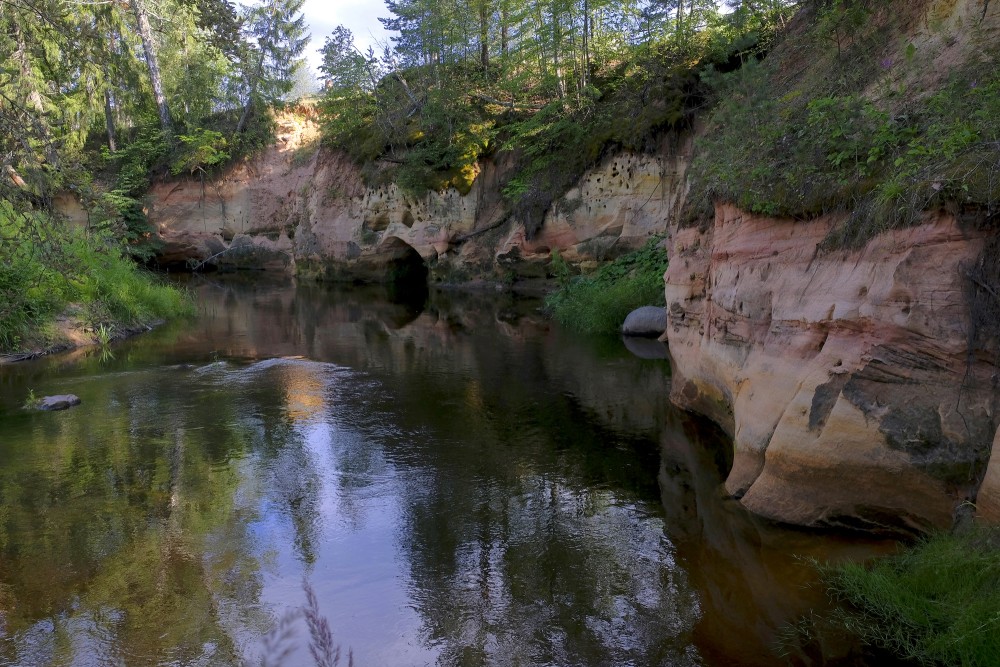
[37, 394, 82, 411]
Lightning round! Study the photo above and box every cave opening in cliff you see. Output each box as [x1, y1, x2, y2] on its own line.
[380, 236, 429, 304]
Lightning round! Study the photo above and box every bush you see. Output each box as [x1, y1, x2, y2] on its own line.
[826, 526, 1000, 666]
[0, 204, 191, 353]
[545, 238, 668, 335]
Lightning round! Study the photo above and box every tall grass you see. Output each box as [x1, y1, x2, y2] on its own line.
[0, 205, 190, 353]
[826, 526, 1000, 666]
[545, 238, 668, 335]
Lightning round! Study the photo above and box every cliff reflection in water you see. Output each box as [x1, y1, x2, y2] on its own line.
[0, 277, 893, 666]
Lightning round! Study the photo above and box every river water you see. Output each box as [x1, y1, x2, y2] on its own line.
[0, 276, 896, 666]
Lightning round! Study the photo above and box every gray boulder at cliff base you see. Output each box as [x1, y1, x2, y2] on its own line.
[621, 306, 667, 337]
[37, 395, 82, 411]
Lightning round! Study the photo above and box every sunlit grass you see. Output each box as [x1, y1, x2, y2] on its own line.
[0, 207, 191, 353]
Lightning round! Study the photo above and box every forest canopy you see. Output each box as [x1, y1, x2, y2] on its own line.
[316, 0, 799, 233]
[0, 0, 309, 351]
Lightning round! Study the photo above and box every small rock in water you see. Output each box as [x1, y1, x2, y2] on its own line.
[622, 306, 667, 337]
[37, 395, 82, 411]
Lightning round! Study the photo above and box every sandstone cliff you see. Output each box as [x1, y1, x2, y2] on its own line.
[665, 205, 997, 533]
[146, 112, 690, 280]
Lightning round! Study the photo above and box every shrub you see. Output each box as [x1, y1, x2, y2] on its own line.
[826, 526, 1000, 666]
[545, 238, 668, 335]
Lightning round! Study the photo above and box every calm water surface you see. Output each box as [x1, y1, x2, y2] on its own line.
[0, 277, 895, 666]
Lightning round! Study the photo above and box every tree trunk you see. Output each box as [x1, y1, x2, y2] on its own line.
[104, 90, 117, 153]
[130, 0, 172, 134]
[582, 0, 589, 89]
[236, 50, 267, 134]
[236, 98, 254, 134]
[479, 0, 490, 73]
[500, 1, 508, 58]
[676, 0, 684, 44]
[14, 24, 44, 114]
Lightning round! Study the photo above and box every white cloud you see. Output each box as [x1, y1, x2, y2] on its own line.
[302, 0, 394, 74]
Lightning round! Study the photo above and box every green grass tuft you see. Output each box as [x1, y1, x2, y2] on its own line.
[825, 526, 1000, 666]
[545, 238, 668, 335]
[0, 205, 192, 354]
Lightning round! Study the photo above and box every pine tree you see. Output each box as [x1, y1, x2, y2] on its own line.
[235, 0, 309, 133]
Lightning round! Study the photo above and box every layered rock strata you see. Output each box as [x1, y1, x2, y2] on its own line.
[664, 204, 998, 533]
[145, 117, 691, 278]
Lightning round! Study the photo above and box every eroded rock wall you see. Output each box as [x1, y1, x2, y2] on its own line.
[664, 204, 999, 533]
[145, 118, 690, 279]
[292, 143, 690, 281]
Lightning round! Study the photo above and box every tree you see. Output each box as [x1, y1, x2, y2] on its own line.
[319, 26, 370, 93]
[130, 0, 174, 133]
[235, 0, 310, 133]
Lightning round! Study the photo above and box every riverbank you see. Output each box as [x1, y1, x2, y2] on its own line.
[0, 312, 166, 364]
[0, 216, 191, 359]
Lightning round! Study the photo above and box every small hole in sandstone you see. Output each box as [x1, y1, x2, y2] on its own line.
[859, 286, 868, 297]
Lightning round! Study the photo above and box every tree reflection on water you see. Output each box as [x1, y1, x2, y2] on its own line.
[0, 278, 895, 666]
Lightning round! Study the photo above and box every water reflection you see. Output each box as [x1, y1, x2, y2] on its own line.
[0, 277, 895, 666]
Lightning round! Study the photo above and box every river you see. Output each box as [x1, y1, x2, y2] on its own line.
[0, 276, 898, 666]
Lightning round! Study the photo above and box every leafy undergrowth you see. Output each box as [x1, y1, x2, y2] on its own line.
[0, 204, 191, 353]
[544, 238, 668, 335]
[689, 2, 1000, 246]
[826, 526, 1000, 666]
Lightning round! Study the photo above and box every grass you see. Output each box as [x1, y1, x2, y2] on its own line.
[544, 238, 668, 335]
[0, 204, 191, 353]
[825, 526, 1000, 666]
[688, 5, 1000, 246]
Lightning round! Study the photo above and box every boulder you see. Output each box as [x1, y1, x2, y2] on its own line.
[37, 395, 81, 411]
[622, 306, 667, 337]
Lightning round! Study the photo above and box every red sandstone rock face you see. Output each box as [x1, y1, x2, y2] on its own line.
[146, 111, 692, 279]
[665, 204, 999, 533]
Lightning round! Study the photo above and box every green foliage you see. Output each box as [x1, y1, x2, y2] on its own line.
[545, 238, 668, 335]
[21, 389, 40, 411]
[317, 3, 797, 229]
[826, 526, 1000, 666]
[0, 205, 191, 354]
[171, 128, 230, 175]
[236, 0, 310, 128]
[549, 249, 573, 287]
[689, 9, 1000, 246]
[94, 323, 114, 346]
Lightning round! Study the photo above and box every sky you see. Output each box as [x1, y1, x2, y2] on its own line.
[301, 0, 393, 73]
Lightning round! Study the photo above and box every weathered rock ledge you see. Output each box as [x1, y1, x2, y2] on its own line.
[664, 204, 999, 533]
[142, 111, 691, 281]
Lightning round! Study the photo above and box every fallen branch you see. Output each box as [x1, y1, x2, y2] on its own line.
[469, 93, 543, 112]
[188, 243, 290, 272]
